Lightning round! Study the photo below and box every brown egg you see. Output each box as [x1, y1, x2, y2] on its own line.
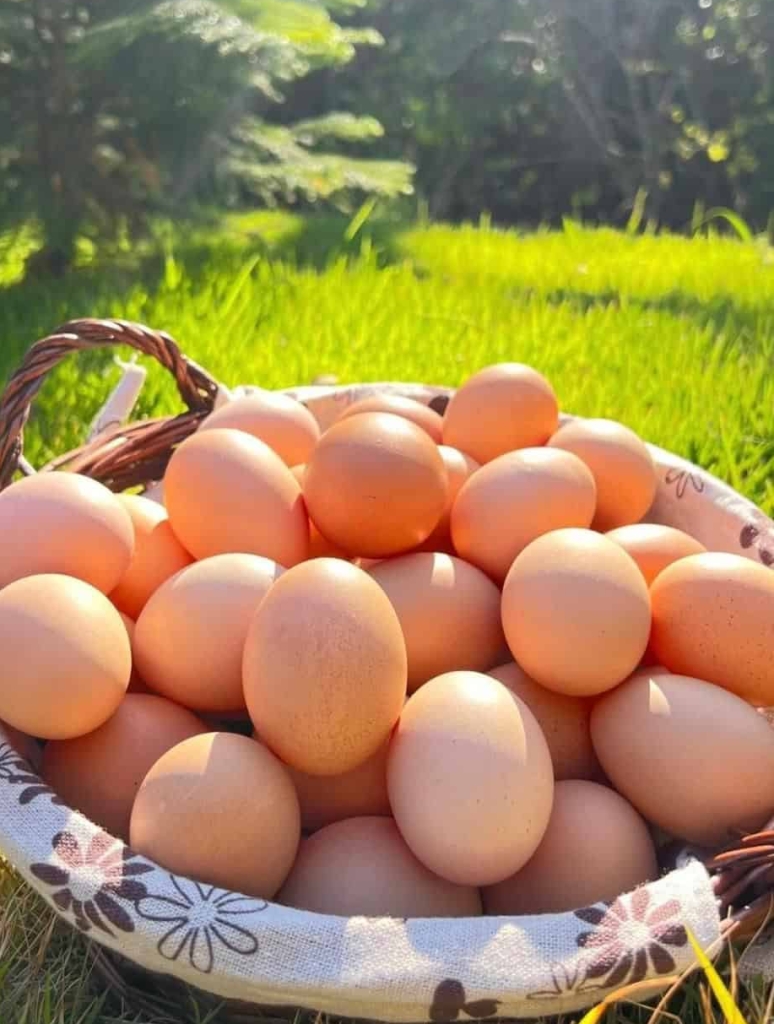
[110, 494, 193, 619]
[442, 364, 559, 464]
[135, 554, 284, 712]
[606, 524, 707, 586]
[244, 559, 406, 774]
[413, 446, 479, 554]
[451, 449, 597, 583]
[199, 392, 320, 466]
[278, 817, 482, 917]
[387, 671, 554, 886]
[489, 662, 599, 781]
[368, 553, 505, 692]
[337, 395, 443, 443]
[119, 612, 148, 694]
[284, 736, 392, 832]
[1, 722, 42, 771]
[483, 781, 657, 914]
[42, 694, 207, 840]
[290, 465, 349, 560]
[164, 428, 309, 565]
[0, 472, 134, 593]
[502, 529, 651, 696]
[130, 732, 300, 898]
[303, 413, 448, 558]
[0, 575, 130, 739]
[591, 670, 774, 846]
[548, 419, 657, 530]
[650, 553, 774, 705]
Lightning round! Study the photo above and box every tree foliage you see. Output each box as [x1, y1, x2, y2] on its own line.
[286, 0, 774, 228]
[0, 0, 411, 270]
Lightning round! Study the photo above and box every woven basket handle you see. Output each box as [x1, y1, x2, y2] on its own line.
[0, 318, 219, 490]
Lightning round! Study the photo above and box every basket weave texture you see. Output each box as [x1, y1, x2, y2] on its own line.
[0, 320, 773, 1022]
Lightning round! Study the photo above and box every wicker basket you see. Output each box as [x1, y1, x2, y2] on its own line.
[1, 319, 774, 1023]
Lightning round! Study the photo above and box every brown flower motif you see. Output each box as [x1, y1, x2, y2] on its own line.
[527, 962, 586, 1001]
[0, 741, 62, 805]
[739, 523, 774, 567]
[429, 395, 450, 416]
[429, 979, 499, 1022]
[135, 876, 266, 974]
[31, 830, 152, 935]
[665, 468, 704, 499]
[575, 888, 687, 988]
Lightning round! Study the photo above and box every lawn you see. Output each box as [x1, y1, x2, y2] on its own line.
[1, 215, 774, 1022]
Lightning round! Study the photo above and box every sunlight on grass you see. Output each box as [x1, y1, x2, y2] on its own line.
[2, 220, 773, 516]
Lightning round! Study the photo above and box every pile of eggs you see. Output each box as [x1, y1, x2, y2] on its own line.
[3, 362, 774, 920]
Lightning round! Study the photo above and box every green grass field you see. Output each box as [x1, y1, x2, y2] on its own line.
[1, 214, 774, 1022]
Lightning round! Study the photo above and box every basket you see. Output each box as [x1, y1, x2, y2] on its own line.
[1, 318, 774, 1022]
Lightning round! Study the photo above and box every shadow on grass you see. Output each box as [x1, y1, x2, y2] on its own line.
[3, 216, 769, 384]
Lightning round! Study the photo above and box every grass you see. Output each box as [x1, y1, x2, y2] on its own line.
[1, 212, 774, 1021]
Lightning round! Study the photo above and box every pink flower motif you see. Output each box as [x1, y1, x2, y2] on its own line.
[574, 888, 688, 988]
[31, 830, 152, 935]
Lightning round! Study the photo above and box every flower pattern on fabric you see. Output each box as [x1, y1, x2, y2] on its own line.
[0, 741, 62, 806]
[665, 468, 705, 499]
[135, 876, 267, 974]
[739, 523, 774, 567]
[525, 889, 688, 1003]
[30, 830, 153, 935]
[429, 979, 499, 1021]
[428, 395, 450, 416]
[574, 888, 688, 988]
[527, 963, 586, 1000]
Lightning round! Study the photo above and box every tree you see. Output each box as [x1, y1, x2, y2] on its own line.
[284, 0, 774, 229]
[0, 0, 412, 272]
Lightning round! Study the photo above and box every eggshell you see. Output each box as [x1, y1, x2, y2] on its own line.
[279, 817, 482, 917]
[650, 553, 774, 705]
[367, 553, 505, 692]
[442, 364, 559, 464]
[1, 722, 42, 771]
[290, 465, 349, 560]
[606, 524, 707, 586]
[0, 575, 130, 739]
[387, 671, 554, 886]
[413, 446, 479, 554]
[135, 554, 284, 712]
[199, 392, 320, 466]
[119, 612, 148, 694]
[164, 428, 309, 565]
[501, 529, 651, 696]
[110, 494, 193, 618]
[483, 781, 657, 914]
[0, 472, 134, 593]
[303, 413, 448, 558]
[451, 448, 597, 583]
[42, 694, 207, 840]
[548, 419, 657, 530]
[591, 670, 774, 846]
[130, 732, 300, 898]
[337, 395, 443, 443]
[284, 736, 391, 832]
[244, 559, 407, 774]
[489, 662, 599, 781]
